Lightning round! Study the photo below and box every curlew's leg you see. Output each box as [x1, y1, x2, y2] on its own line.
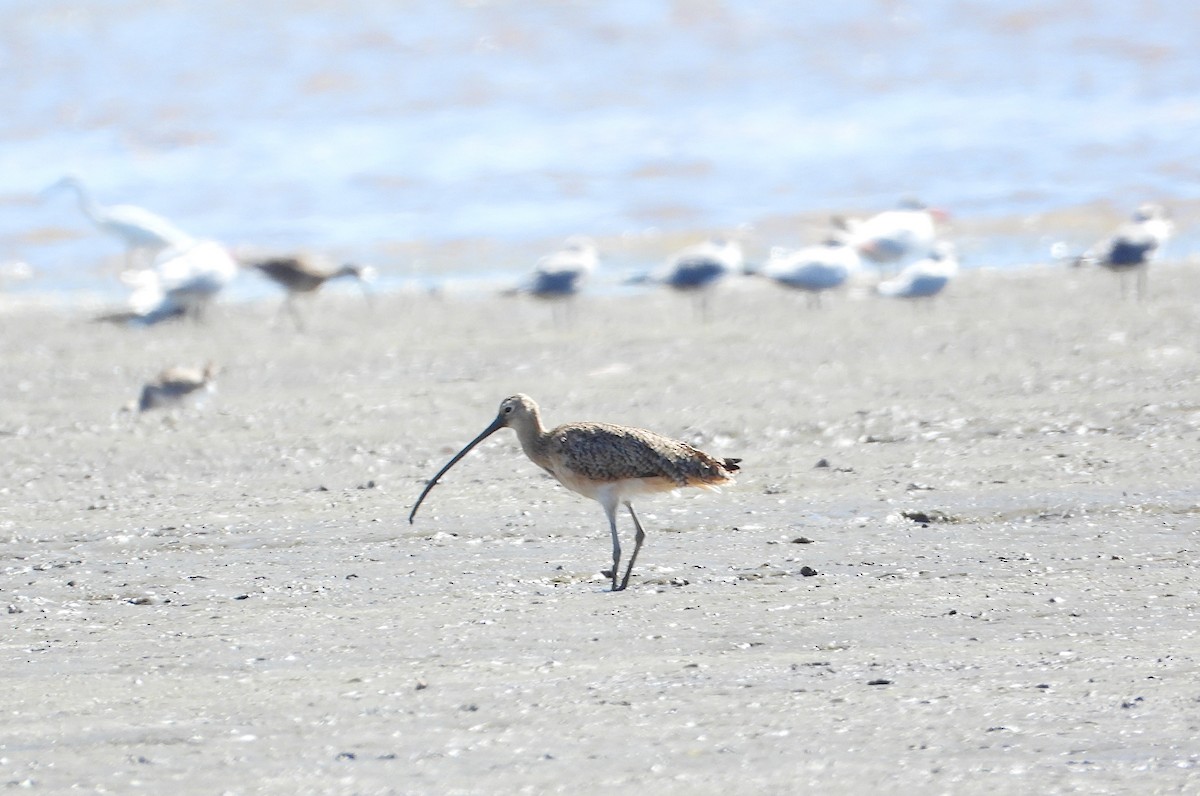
[1136, 267, 1148, 302]
[617, 502, 647, 591]
[601, 497, 622, 591]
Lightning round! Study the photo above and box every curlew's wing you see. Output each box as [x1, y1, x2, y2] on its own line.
[550, 422, 737, 488]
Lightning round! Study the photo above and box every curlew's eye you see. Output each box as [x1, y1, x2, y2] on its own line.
[503, 405, 514, 414]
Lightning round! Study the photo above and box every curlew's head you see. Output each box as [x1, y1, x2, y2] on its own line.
[334, 263, 377, 282]
[408, 394, 545, 523]
[333, 263, 377, 307]
[494, 393, 542, 431]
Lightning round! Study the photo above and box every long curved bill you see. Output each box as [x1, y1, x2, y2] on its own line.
[408, 414, 506, 523]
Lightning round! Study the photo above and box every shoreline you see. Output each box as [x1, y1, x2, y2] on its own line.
[8, 194, 1200, 311]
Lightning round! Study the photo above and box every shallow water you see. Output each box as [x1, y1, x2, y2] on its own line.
[3, 0, 1200, 299]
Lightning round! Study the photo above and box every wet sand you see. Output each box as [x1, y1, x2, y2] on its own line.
[1, 262, 1198, 793]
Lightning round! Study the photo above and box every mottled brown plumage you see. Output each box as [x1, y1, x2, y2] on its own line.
[532, 423, 736, 489]
[246, 255, 373, 330]
[137, 362, 217, 412]
[409, 394, 740, 591]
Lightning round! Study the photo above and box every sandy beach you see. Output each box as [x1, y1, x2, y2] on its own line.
[2, 261, 1198, 794]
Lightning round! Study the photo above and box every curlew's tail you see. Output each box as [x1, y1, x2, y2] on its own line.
[686, 455, 741, 491]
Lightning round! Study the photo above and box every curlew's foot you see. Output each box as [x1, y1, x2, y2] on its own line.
[601, 569, 623, 591]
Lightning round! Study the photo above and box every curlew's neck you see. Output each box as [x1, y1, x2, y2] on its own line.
[508, 408, 552, 468]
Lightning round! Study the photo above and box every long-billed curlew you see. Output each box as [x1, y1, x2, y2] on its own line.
[409, 394, 741, 591]
[1072, 204, 1172, 300]
[245, 255, 375, 330]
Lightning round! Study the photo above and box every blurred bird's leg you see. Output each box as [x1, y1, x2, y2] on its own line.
[285, 295, 306, 332]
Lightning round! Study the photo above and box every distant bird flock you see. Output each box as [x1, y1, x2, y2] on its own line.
[36, 177, 1178, 333]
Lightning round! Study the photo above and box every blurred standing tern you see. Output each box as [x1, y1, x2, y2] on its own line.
[528, 237, 599, 297]
[663, 238, 743, 321]
[1073, 204, 1172, 300]
[752, 239, 862, 307]
[514, 236, 599, 326]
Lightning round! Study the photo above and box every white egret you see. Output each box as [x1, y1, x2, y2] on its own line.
[43, 176, 193, 267]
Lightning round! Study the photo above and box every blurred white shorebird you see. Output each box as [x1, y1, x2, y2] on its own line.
[877, 241, 958, 300]
[42, 176, 193, 267]
[752, 238, 862, 307]
[245, 254, 376, 331]
[110, 239, 238, 325]
[1072, 204, 1172, 300]
[842, 198, 947, 269]
[661, 238, 743, 320]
